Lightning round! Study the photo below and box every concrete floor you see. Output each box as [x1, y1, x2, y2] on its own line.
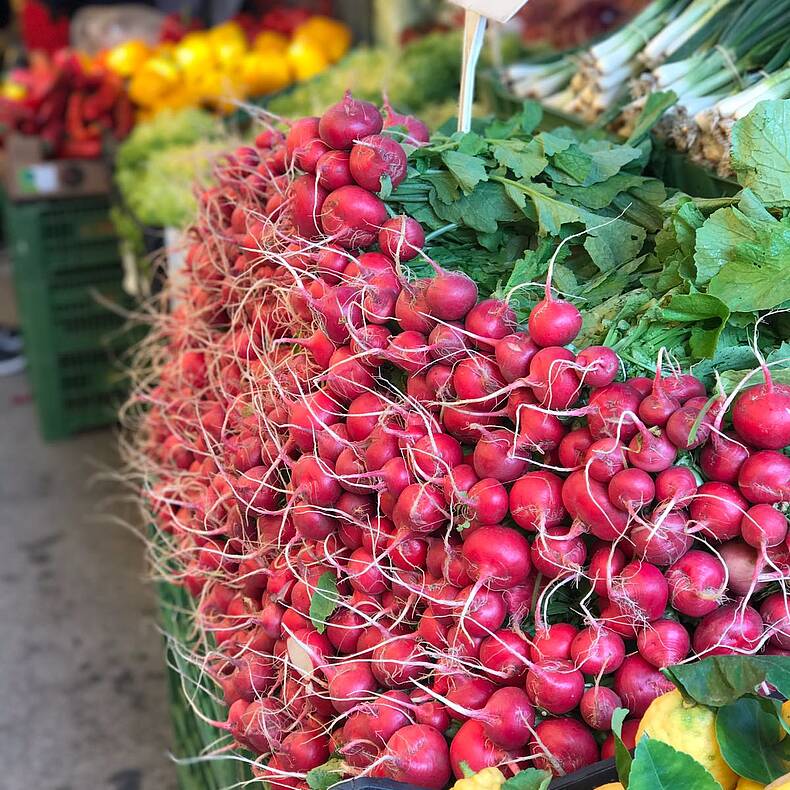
[0, 372, 178, 790]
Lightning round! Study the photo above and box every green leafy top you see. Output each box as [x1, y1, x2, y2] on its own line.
[308, 572, 339, 634]
[731, 100, 790, 208]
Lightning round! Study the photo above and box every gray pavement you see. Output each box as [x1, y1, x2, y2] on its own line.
[0, 371, 177, 790]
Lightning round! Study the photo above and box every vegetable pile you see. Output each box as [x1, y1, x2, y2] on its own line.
[501, 0, 790, 176]
[126, 93, 790, 787]
[0, 49, 133, 158]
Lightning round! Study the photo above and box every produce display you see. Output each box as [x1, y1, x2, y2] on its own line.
[124, 88, 790, 788]
[105, 15, 351, 118]
[0, 49, 133, 157]
[501, 0, 790, 175]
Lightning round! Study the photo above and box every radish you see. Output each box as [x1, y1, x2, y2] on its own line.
[462, 526, 532, 590]
[558, 427, 594, 468]
[638, 388, 679, 427]
[457, 478, 509, 527]
[530, 526, 587, 577]
[350, 134, 407, 192]
[665, 404, 711, 449]
[588, 545, 626, 596]
[527, 347, 580, 409]
[378, 215, 424, 261]
[319, 91, 383, 150]
[700, 431, 750, 483]
[760, 592, 790, 650]
[472, 429, 527, 483]
[666, 550, 727, 617]
[610, 561, 668, 624]
[719, 540, 765, 596]
[576, 345, 619, 388]
[449, 719, 511, 777]
[738, 450, 790, 504]
[286, 116, 321, 164]
[692, 603, 763, 657]
[326, 347, 375, 400]
[608, 467, 655, 511]
[494, 333, 538, 384]
[570, 625, 625, 675]
[662, 373, 706, 402]
[371, 636, 422, 687]
[458, 585, 507, 637]
[393, 483, 447, 534]
[655, 466, 698, 507]
[630, 506, 691, 566]
[584, 438, 626, 482]
[322, 186, 388, 249]
[587, 383, 642, 441]
[382, 97, 430, 144]
[517, 408, 567, 454]
[477, 687, 536, 749]
[479, 630, 530, 685]
[561, 470, 629, 541]
[291, 174, 327, 239]
[429, 322, 468, 364]
[425, 266, 478, 321]
[291, 454, 342, 506]
[453, 355, 507, 412]
[626, 427, 677, 473]
[509, 471, 566, 531]
[315, 149, 353, 190]
[374, 725, 451, 790]
[532, 718, 599, 776]
[395, 279, 434, 333]
[689, 482, 748, 541]
[580, 685, 622, 730]
[326, 660, 377, 712]
[732, 380, 790, 450]
[636, 618, 691, 667]
[601, 719, 640, 759]
[528, 288, 582, 348]
[464, 299, 517, 350]
[410, 433, 464, 481]
[741, 504, 788, 547]
[445, 674, 496, 719]
[526, 659, 585, 714]
[613, 654, 674, 716]
[530, 623, 578, 661]
[280, 729, 330, 771]
[346, 392, 387, 441]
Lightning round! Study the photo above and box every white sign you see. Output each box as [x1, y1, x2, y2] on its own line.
[449, 0, 528, 23]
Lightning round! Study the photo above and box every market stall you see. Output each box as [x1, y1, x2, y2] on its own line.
[121, 2, 790, 785]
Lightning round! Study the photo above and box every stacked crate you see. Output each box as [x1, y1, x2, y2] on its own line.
[4, 195, 138, 439]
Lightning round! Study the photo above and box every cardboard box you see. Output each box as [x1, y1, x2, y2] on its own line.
[4, 134, 111, 202]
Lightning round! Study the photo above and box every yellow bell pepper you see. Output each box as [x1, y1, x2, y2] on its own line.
[239, 51, 292, 96]
[174, 32, 214, 76]
[253, 30, 288, 54]
[286, 37, 329, 82]
[105, 39, 151, 77]
[293, 16, 351, 62]
[208, 21, 246, 48]
[128, 56, 179, 106]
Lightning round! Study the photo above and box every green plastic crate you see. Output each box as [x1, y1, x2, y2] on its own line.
[3, 194, 139, 440]
[5, 195, 123, 289]
[22, 343, 131, 440]
[158, 580, 255, 789]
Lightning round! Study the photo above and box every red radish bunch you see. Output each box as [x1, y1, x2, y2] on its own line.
[128, 93, 790, 787]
